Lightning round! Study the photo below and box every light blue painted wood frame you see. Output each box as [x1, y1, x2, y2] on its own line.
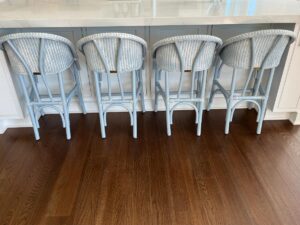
[208, 35, 284, 134]
[5, 38, 86, 140]
[92, 38, 145, 139]
[154, 41, 209, 136]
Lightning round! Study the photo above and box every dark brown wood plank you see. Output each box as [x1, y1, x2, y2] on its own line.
[0, 110, 300, 225]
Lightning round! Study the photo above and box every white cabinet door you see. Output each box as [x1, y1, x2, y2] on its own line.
[276, 25, 300, 111]
[0, 29, 24, 119]
[0, 51, 23, 119]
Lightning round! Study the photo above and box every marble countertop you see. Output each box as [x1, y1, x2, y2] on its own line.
[0, 0, 300, 28]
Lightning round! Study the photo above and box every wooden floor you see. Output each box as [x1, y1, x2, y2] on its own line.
[1, 110, 300, 225]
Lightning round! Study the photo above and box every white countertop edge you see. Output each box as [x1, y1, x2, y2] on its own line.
[0, 15, 299, 29]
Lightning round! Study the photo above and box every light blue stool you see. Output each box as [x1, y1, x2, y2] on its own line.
[208, 29, 295, 134]
[0, 33, 87, 140]
[152, 35, 222, 136]
[77, 33, 147, 139]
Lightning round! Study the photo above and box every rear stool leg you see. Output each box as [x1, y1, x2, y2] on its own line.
[207, 82, 216, 111]
[225, 103, 232, 134]
[225, 69, 237, 135]
[256, 68, 275, 134]
[197, 71, 207, 136]
[28, 105, 40, 140]
[197, 101, 204, 136]
[257, 99, 267, 134]
[195, 71, 201, 119]
[58, 73, 71, 140]
[132, 71, 138, 139]
[77, 85, 86, 114]
[208, 62, 222, 111]
[34, 106, 40, 129]
[73, 66, 87, 114]
[94, 72, 106, 139]
[138, 70, 146, 113]
[165, 72, 171, 136]
[63, 107, 71, 140]
[19, 75, 40, 140]
[154, 70, 160, 112]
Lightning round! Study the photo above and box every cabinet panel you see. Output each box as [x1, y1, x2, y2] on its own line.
[0, 51, 23, 118]
[278, 28, 300, 110]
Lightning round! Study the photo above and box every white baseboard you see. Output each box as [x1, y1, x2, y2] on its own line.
[0, 96, 296, 134]
[264, 109, 292, 121]
[288, 112, 300, 125]
[0, 117, 32, 134]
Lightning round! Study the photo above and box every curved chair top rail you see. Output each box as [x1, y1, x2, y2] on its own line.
[219, 29, 296, 69]
[220, 29, 296, 51]
[77, 32, 147, 53]
[152, 34, 223, 57]
[0, 32, 77, 57]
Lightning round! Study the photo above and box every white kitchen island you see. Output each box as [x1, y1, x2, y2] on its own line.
[0, 0, 300, 133]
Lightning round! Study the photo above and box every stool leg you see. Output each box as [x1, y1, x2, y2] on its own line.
[154, 70, 160, 112]
[139, 70, 146, 113]
[34, 106, 40, 129]
[19, 75, 40, 140]
[225, 69, 237, 134]
[207, 82, 216, 111]
[165, 71, 171, 136]
[94, 72, 106, 139]
[132, 71, 137, 139]
[28, 105, 40, 140]
[73, 65, 87, 114]
[58, 72, 71, 140]
[208, 62, 222, 111]
[197, 71, 207, 136]
[225, 103, 232, 135]
[257, 68, 275, 134]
